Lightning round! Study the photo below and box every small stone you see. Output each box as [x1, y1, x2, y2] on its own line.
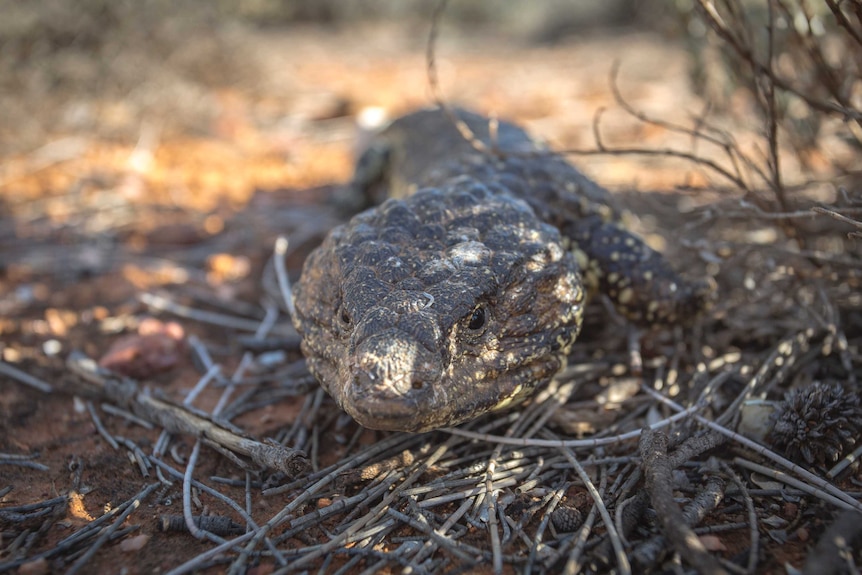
[699, 534, 727, 551]
[119, 533, 150, 552]
[18, 558, 49, 575]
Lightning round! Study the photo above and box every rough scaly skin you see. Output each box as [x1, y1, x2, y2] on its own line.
[293, 108, 712, 432]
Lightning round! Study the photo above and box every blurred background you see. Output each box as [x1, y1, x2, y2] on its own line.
[1, 0, 856, 204]
[0, 0, 749, 191]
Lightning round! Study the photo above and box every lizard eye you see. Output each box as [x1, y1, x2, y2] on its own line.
[337, 304, 353, 332]
[463, 305, 489, 336]
[467, 307, 486, 330]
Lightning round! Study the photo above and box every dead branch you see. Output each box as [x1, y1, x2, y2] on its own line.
[639, 429, 728, 575]
[64, 353, 310, 477]
[697, 0, 862, 125]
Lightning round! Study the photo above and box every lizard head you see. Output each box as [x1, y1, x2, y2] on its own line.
[293, 178, 585, 432]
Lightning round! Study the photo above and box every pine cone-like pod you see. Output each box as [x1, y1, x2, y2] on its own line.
[551, 504, 584, 533]
[767, 382, 862, 466]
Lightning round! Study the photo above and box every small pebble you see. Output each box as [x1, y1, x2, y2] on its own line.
[18, 558, 49, 575]
[120, 533, 150, 552]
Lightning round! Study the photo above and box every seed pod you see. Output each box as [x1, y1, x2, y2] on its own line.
[767, 382, 862, 466]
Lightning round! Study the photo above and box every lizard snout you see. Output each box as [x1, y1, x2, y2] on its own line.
[349, 331, 443, 398]
[341, 331, 447, 432]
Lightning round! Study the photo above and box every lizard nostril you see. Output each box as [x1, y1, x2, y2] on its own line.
[411, 379, 425, 390]
[352, 366, 377, 393]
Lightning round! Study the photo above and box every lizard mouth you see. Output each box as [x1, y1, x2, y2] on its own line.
[339, 352, 563, 433]
[343, 393, 431, 432]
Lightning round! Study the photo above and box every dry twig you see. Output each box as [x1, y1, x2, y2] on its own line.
[64, 353, 310, 477]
